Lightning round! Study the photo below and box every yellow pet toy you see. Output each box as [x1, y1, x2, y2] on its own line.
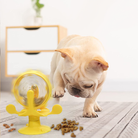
[6, 70, 62, 135]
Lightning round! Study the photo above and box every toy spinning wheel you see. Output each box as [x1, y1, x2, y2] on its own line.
[6, 70, 62, 135]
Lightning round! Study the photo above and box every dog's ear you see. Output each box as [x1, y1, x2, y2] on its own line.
[89, 56, 109, 71]
[55, 48, 74, 61]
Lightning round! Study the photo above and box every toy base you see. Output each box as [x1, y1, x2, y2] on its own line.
[18, 125, 51, 135]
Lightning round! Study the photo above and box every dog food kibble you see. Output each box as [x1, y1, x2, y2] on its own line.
[3, 123, 16, 133]
[61, 124, 67, 128]
[8, 128, 16, 132]
[3, 124, 7, 127]
[62, 121, 67, 124]
[8, 129, 12, 132]
[73, 126, 78, 131]
[51, 124, 54, 129]
[67, 120, 71, 124]
[79, 126, 83, 131]
[52, 118, 84, 137]
[70, 128, 74, 132]
[68, 125, 73, 128]
[54, 127, 57, 130]
[71, 133, 76, 137]
[57, 127, 59, 130]
[57, 124, 61, 129]
[63, 118, 66, 121]
[62, 130, 65, 135]
[5, 125, 10, 128]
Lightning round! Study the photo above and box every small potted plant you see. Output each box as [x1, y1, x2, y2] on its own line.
[32, 0, 44, 25]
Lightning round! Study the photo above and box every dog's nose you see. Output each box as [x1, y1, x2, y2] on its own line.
[72, 87, 81, 93]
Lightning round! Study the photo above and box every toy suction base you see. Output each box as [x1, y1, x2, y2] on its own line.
[18, 125, 51, 135]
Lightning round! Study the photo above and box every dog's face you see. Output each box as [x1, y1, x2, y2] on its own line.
[56, 46, 108, 98]
[63, 73, 98, 98]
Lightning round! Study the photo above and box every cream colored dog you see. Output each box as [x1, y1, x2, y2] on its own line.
[50, 35, 109, 118]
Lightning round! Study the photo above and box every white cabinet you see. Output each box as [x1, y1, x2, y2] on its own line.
[7, 52, 54, 75]
[6, 25, 67, 77]
[7, 27, 58, 51]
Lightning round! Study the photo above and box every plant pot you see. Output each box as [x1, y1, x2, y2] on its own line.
[34, 16, 43, 26]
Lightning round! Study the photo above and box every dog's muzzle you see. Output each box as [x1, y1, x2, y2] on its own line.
[72, 87, 81, 94]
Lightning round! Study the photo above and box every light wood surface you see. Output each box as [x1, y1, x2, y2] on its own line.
[58, 26, 68, 43]
[1, 92, 138, 138]
[7, 50, 55, 53]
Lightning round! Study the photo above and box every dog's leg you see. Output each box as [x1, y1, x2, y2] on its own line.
[52, 69, 65, 98]
[83, 87, 102, 118]
[50, 53, 58, 85]
[94, 101, 102, 112]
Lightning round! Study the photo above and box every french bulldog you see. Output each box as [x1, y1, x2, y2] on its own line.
[50, 35, 109, 118]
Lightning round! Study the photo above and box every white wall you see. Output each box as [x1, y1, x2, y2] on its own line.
[1, 0, 138, 91]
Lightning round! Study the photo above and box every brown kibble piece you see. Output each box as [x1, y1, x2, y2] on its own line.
[64, 128, 67, 133]
[63, 118, 66, 121]
[53, 118, 83, 135]
[51, 124, 54, 129]
[74, 126, 78, 131]
[57, 124, 61, 129]
[54, 127, 57, 130]
[68, 125, 73, 128]
[71, 132, 76, 137]
[57, 127, 60, 130]
[3, 124, 7, 127]
[56, 124, 61, 130]
[12, 128, 16, 130]
[79, 126, 83, 131]
[68, 128, 70, 132]
[8, 129, 12, 132]
[61, 128, 65, 135]
[67, 120, 71, 125]
[8, 128, 15, 132]
[11, 123, 13, 126]
[70, 128, 74, 132]
[61, 128, 65, 131]
[72, 123, 75, 126]
[64, 128, 70, 133]
[62, 121, 67, 124]
[5, 125, 10, 128]
[62, 124, 68, 128]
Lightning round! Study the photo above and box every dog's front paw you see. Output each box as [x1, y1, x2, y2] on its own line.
[83, 105, 98, 118]
[52, 87, 65, 98]
[94, 102, 102, 112]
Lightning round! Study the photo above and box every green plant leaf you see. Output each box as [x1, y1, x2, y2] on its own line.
[36, 0, 44, 9]
[39, 4, 44, 8]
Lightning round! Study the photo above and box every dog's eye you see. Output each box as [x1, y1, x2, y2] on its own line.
[83, 85, 93, 88]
